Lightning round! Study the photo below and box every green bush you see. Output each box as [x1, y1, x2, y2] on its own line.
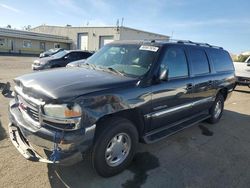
[237, 55, 249, 62]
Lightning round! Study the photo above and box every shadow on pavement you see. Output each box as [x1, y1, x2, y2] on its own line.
[0, 119, 7, 141]
[47, 152, 159, 188]
[47, 110, 250, 188]
[234, 89, 250, 94]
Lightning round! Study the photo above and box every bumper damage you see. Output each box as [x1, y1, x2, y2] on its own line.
[8, 99, 96, 165]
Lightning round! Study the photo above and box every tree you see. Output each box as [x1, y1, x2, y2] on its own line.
[237, 54, 249, 62]
[23, 25, 31, 31]
[6, 25, 11, 29]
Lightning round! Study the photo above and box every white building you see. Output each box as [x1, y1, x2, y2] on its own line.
[32, 25, 169, 51]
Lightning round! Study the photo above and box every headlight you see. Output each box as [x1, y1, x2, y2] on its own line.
[34, 60, 40, 64]
[43, 103, 82, 119]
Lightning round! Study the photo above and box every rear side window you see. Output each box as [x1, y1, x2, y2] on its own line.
[209, 49, 234, 72]
[189, 49, 210, 75]
[160, 47, 189, 79]
[81, 52, 92, 59]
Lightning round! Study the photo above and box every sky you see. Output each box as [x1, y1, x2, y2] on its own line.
[0, 0, 249, 54]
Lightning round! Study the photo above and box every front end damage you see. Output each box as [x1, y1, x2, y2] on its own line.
[8, 87, 96, 165]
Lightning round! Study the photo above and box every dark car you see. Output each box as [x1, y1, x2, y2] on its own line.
[39, 48, 64, 58]
[32, 50, 93, 70]
[8, 40, 235, 177]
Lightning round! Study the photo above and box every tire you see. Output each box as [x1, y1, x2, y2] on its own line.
[207, 93, 224, 124]
[92, 118, 138, 177]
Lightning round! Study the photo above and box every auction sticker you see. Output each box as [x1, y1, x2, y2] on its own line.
[139, 45, 159, 52]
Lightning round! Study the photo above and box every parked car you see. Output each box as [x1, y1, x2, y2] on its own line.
[66, 59, 87, 67]
[233, 60, 250, 88]
[39, 48, 64, 58]
[32, 50, 93, 70]
[9, 40, 235, 177]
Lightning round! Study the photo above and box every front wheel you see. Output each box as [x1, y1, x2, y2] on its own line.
[207, 94, 224, 124]
[92, 118, 138, 177]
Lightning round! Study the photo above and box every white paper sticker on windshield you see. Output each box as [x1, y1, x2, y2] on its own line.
[139, 45, 159, 52]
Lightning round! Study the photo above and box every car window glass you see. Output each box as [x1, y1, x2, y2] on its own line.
[67, 52, 79, 60]
[160, 47, 188, 78]
[81, 52, 92, 59]
[209, 49, 234, 72]
[86, 45, 158, 77]
[189, 49, 210, 75]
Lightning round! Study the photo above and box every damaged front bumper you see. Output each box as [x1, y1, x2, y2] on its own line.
[8, 99, 96, 165]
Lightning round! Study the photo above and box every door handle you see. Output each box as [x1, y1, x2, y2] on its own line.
[186, 83, 193, 90]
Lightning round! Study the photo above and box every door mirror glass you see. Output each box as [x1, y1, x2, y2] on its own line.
[159, 67, 168, 81]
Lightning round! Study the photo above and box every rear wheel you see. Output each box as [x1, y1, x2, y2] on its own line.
[207, 93, 224, 124]
[92, 118, 138, 177]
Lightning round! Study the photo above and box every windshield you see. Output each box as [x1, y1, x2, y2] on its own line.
[85, 44, 159, 77]
[52, 50, 67, 58]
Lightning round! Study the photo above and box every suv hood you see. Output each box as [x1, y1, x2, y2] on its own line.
[14, 68, 137, 100]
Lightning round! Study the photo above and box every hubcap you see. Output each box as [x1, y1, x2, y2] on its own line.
[214, 100, 222, 119]
[105, 133, 131, 167]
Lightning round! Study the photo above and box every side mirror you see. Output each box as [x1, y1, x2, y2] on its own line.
[159, 68, 168, 81]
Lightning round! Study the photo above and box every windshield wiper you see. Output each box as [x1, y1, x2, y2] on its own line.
[106, 67, 124, 76]
[84, 62, 96, 70]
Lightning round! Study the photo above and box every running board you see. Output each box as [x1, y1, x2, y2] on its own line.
[143, 114, 211, 143]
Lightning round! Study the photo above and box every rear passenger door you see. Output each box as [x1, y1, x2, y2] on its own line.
[188, 47, 216, 113]
[150, 46, 194, 130]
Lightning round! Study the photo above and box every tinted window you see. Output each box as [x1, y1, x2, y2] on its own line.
[209, 49, 234, 72]
[67, 52, 81, 60]
[161, 47, 189, 78]
[80, 52, 92, 59]
[190, 49, 210, 75]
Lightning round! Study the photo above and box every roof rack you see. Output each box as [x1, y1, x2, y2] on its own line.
[145, 39, 223, 49]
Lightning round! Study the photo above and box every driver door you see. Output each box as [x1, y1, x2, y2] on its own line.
[149, 46, 194, 130]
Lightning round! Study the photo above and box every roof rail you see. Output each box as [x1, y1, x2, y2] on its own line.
[144, 39, 223, 49]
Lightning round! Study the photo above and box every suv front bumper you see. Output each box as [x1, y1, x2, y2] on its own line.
[8, 99, 96, 165]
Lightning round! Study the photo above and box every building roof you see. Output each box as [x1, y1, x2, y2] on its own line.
[32, 25, 169, 38]
[0, 27, 72, 43]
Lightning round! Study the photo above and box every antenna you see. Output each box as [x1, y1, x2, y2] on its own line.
[121, 17, 124, 27]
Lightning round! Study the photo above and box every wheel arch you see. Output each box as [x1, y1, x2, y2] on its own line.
[94, 108, 145, 141]
[218, 87, 228, 100]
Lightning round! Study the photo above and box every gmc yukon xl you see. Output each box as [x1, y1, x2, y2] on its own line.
[8, 40, 235, 177]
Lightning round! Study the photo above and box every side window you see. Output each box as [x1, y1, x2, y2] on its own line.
[189, 49, 210, 75]
[81, 52, 91, 59]
[209, 49, 234, 72]
[67, 52, 80, 60]
[160, 47, 189, 79]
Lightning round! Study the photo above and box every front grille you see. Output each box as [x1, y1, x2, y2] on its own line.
[17, 94, 40, 123]
[26, 108, 39, 122]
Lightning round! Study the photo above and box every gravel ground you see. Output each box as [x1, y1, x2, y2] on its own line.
[0, 56, 250, 188]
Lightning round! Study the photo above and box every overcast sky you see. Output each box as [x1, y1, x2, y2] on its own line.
[0, 0, 249, 53]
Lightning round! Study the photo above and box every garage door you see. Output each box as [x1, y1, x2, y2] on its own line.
[79, 34, 88, 50]
[99, 36, 114, 48]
